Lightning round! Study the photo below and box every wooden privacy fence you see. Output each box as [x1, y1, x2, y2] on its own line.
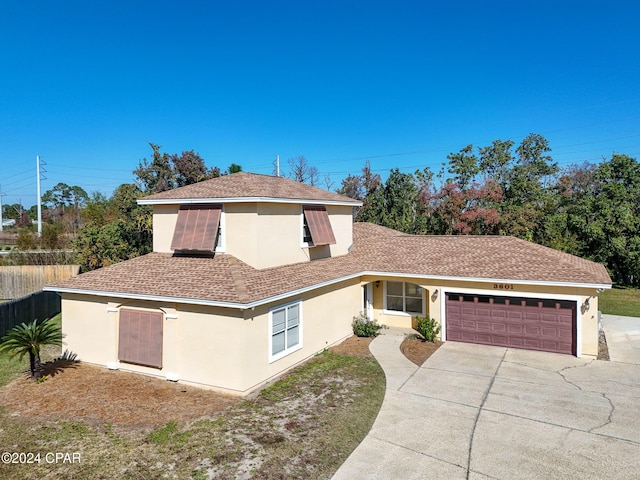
[0, 265, 80, 300]
[0, 291, 61, 337]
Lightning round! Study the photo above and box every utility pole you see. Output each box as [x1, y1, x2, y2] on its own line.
[36, 155, 43, 237]
[0, 184, 4, 232]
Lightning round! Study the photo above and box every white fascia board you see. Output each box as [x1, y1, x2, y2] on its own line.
[44, 286, 249, 309]
[359, 271, 612, 291]
[137, 197, 362, 207]
[44, 269, 610, 312]
[44, 273, 364, 310]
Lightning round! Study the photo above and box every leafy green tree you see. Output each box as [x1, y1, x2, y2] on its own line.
[227, 163, 242, 174]
[478, 139, 515, 186]
[447, 145, 480, 191]
[567, 154, 640, 285]
[493, 134, 559, 240]
[41, 222, 63, 249]
[42, 182, 88, 234]
[74, 219, 152, 271]
[337, 160, 381, 201]
[135, 144, 224, 192]
[134, 143, 175, 193]
[81, 191, 110, 226]
[3, 203, 23, 220]
[73, 183, 152, 271]
[508, 133, 558, 202]
[360, 169, 424, 234]
[171, 150, 220, 186]
[0, 318, 63, 381]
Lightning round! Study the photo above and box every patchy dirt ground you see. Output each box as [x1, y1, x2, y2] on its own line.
[331, 334, 441, 366]
[0, 359, 237, 429]
[0, 334, 438, 431]
[329, 335, 374, 357]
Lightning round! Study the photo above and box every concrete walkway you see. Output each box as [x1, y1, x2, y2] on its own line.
[332, 328, 640, 480]
[602, 314, 640, 364]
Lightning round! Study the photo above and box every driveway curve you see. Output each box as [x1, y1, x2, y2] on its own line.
[332, 328, 640, 480]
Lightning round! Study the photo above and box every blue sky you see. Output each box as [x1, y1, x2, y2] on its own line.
[1, 1, 638, 207]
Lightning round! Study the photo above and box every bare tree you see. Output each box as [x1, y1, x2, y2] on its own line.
[321, 174, 334, 191]
[287, 156, 319, 185]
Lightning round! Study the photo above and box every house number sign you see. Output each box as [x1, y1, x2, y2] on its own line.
[493, 283, 514, 290]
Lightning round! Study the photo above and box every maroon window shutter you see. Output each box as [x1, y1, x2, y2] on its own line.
[118, 309, 163, 369]
[303, 205, 336, 246]
[118, 309, 133, 364]
[171, 204, 222, 252]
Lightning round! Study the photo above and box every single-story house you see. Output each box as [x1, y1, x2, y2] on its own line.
[46, 172, 612, 396]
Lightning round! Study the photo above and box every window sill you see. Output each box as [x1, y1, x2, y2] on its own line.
[269, 344, 302, 363]
[382, 310, 424, 317]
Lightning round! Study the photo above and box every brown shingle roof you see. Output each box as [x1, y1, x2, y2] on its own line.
[139, 172, 360, 205]
[49, 223, 611, 306]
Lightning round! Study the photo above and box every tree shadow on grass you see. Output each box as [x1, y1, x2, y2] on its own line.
[40, 350, 81, 378]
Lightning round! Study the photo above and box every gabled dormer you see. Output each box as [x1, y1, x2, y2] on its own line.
[137, 172, 362, 269]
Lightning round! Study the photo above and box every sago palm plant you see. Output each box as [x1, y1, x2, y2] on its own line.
[0, 318, 63, 381]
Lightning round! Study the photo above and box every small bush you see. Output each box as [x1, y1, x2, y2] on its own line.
[415, 315, 441, 342]
[352, 312, 387, 337]
[16, 229, 36, 250]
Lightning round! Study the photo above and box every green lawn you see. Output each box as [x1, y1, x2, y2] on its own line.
[599, 287, 640, 317]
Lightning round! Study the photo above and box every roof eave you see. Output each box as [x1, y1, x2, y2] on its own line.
[138, 197, 362, 207]
[45, 271, 611, 311]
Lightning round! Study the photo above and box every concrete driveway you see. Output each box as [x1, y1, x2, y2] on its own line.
[333, 330, 640, 479]
[602, 314, 640, 364]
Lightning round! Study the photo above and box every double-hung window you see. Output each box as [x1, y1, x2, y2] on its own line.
[385, 281, 424, 315]
[270, 302, 302, 361]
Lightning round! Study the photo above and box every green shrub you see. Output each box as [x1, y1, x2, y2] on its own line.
[415, 315, 441, 342]
[352, 312, 387, 337]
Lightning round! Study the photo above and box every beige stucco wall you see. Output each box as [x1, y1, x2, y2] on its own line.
[152, 202, 354, 269]
[59, 279, 361, 396]
[152, 204, 179, 253]
[362, 276, 602, 358]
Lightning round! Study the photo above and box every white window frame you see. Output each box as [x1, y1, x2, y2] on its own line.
[383, 281, 425, 316]
[269, 300, 303, 362]
[215, 207, 225, 253]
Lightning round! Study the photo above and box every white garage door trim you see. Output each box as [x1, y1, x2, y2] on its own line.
[439, 287, 583, 357]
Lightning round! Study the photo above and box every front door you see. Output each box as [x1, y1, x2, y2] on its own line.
[363, 283, 374, 320]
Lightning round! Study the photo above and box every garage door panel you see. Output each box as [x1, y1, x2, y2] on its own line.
[506, 324, 523, 334]
[492, 323, 507, 333]
[476, 321, 491, 331]
[446, 293, 575, 355]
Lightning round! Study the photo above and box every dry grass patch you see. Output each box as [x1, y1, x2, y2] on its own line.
[0, 361, 237, 430]
[0, 346, 384, 480]
[328, 335, 374, 357]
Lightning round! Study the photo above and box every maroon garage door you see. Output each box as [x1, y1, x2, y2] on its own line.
[445, 293, 576, 355]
